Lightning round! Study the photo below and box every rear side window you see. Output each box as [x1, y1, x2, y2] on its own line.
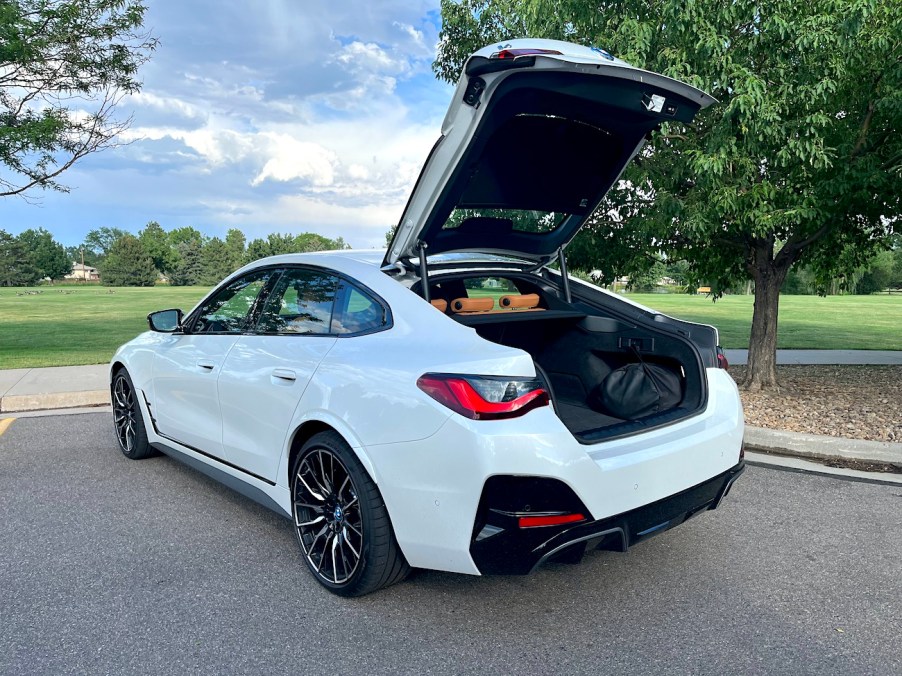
[256, 269, 339, 335]
[332, 283, 387, 335]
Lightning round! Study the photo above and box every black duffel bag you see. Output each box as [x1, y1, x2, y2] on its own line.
[589, 353, 683, 420]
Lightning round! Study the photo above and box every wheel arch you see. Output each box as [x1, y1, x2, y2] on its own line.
[285, 418, 379, 489]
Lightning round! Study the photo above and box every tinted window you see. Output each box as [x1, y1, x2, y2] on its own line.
[257, 269, 338, 335]
[192, 269, 273, 334]
[332, 283, 386, 335]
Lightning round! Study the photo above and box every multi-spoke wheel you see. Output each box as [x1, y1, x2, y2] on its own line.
[292, 431, 409, 596]
[111, 369, 153, 459]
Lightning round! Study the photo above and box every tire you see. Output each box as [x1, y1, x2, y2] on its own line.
[111, 368, 154, 460]
[291, 431, 410, 597]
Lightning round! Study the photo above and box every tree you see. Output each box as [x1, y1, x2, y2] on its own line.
[98, 234, 155, 286]
[200, 237, 233, 285]
[168, 239, 203, 286]
[0, 228, 39, 285]
[139, 221, 172, 274]
[84, 226, 128, 261]
[225, 228, 246, 270]
[0, 0, 157, 197]
[16, 227, 69, 279]
[435, 0, 901, 389]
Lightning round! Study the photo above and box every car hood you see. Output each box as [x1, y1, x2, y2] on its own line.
[384, 39, 715, 268]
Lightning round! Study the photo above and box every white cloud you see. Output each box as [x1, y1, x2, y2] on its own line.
[251, 136, 337, 187]
[5, 0, 450, 248]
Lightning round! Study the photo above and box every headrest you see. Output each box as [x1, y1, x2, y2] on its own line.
[430, 299, 448, 312]
[499, 293, 541, 309]
[450, 297, 494, 313]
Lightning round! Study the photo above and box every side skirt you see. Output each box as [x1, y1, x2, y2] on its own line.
[151, 440, 291, 518]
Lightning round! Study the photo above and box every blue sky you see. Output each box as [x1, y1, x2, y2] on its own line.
[2, 0, 453, 249]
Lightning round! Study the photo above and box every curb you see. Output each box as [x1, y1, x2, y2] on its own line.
[0, 390, 109, 413]
[743, 426, 902, 472]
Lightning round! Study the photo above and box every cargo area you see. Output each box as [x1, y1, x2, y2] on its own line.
[423, 273, 709, 443]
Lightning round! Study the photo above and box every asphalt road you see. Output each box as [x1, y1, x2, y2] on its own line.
[1, 413, 900, 675]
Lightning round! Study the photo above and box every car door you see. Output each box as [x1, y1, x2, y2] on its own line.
[151, 268, 276, 458]
[216, 266, 345, 482]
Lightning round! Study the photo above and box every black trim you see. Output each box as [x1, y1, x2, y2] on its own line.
[181, 263, 394, 339]
[141, 393, 277, 487]
[154, 432, 276, 486]
[151, 441, 288, 517]
[470, 461, 745, 575]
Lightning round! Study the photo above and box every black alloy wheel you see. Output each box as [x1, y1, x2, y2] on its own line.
[111, 369, 153, 459]
[292, 432, 409, 596]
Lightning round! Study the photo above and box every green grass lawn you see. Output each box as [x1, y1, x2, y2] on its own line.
[0, 285, 210, 369]
[1, 285, 900, 369]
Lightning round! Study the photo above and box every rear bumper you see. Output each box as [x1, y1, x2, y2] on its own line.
[470, 461, 745, 575]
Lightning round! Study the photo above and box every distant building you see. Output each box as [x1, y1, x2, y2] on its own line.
[65, 262, 100, 281]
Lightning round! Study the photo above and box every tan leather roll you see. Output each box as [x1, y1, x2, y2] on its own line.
[499, 293, 540, 309]
[450, 297, 494, 313]
[430, 299, 448, 312]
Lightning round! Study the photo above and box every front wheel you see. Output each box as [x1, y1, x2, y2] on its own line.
[291, 431, 409, 596]
[111, 369, 154, 459]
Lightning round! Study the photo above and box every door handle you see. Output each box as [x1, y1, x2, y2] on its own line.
[272, 368, 297, 382]
[196, 360, 215, 371]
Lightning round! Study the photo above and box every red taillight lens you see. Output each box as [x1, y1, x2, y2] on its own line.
[518, 513, 586, 528]
[491, 48, 562, 60]
[417, 374, 550, 420]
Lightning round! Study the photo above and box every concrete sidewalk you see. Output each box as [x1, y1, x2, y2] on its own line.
[724, 349, 902, 365]
[1, 353, 900, 475]
[0, 364, 109, 413]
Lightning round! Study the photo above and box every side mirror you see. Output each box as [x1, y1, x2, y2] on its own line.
[148, 309, 183, 333]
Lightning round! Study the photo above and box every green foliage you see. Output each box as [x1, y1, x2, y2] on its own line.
[84, 227, 128, 261]
[168, 240, 203, 286]
[199, 237, 234, 285]
[16, 227, 69, 279]
[0, 228, 39, 285]
[435, 0, 901, 387]
[225, 228, 246, 270]
[0, 0, 157, 197]
[139, 221, 173, 274]
[244, 232, 349, 262]
[99, 234, 156, 286]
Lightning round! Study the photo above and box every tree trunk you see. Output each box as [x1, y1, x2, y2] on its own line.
[743, 246, 791, 391]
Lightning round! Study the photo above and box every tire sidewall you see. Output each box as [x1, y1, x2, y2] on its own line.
[112, 369, 151, 459]
[291, 432, 377, 596]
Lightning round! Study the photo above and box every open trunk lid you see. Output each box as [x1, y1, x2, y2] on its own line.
[384, 39, 715, 268]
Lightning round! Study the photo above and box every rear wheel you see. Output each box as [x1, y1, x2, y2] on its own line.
[111, 369, 154, 459]
[291, 431, 409, 596]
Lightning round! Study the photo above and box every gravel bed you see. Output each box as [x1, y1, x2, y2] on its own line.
[730, 365, 901, 443]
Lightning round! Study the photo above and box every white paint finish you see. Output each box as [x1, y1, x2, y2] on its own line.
[150, 334, 240, 456]
[366, 376, 742, 574]
[218, 334, 337, 481]
[385, 38, 715, 265]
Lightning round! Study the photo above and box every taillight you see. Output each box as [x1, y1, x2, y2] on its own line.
[416, 373, 549, 420]
[491, 48, 562, 60]
[716, 348, 729, 370]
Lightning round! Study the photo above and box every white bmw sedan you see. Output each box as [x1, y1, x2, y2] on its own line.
[111, 39, 744, 596]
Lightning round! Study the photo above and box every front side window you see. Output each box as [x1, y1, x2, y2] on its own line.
[192, 269, 274, 334]
[256, 269, 339, 335]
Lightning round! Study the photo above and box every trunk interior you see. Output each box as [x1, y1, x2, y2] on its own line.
[423, 274, 708, 443]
